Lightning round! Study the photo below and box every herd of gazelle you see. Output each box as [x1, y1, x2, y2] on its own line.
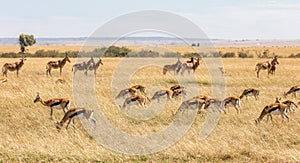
[1, 54, 103, 78]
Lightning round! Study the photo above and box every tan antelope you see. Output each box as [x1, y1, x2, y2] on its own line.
[2, 56, 26, 77]
[131, 84, 147, 95]
[0, 77, 7, 83]
[55, 108, 96, 132]
[199, 98, 223, 116]
[283, 85, 300, 98]
[121, 94, 151, 109]
[239, 88, 260, 100]
[255, 103, 289, 124]
[115, 87, 137, 99]
[87, 58, 103, 76]
[72, 57, 95, 75]
[151, 89, 172, 103]
[170, 84, 184, 92]
[274, 98, 298, 113]
[46, 54, 71, 77]
[178, 57, 201, 75]
[33, 93, 70, 119]
[222, 96, 241, 114]
[255, 56, 279, 78]
[176, 98, 203, 115]
[163, 58, 182, 75]
[172, 88, 187, 99]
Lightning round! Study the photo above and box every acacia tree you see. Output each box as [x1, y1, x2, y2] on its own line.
[19, 34, 36, 53]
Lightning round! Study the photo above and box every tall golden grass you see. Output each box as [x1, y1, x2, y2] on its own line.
[0, 57, 299, 162]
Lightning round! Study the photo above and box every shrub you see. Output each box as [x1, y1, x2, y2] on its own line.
[288, 53, 300, 58]
[183, 52, 206, 58]
[162, 52, 181, 58]
[103, 46, 131, 57]
[222, 52, 235, 58]
[0, 52, 20, 58]
[237, 52, 253, 58]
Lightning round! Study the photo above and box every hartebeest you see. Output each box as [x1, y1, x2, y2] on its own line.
[87, 58, 103, 76]
[2, 56, 26, 77]
[34, 93, 70, 119]
[163, 59, 182, 75]
[46, 54, 71, 77]
[255, 103, 289, 124]
[178, 57, 201, 75]
[72, 57, 95, 75]
[239, 88, 260, 100]
[255, 56, 279, 78]
[268, 63, 276, 76]
[283, 85, 300, 98]
[55, 107, 96, 132]
[222, 96, 241, 114]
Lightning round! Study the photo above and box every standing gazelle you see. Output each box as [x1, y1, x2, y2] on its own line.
[222, 96, 241, 114]
[255, 56, 279, 78]
[2, 56, 26, 77]
[255, 103, 289, 124]
[46, 54, 71, 77]
[239, 88, 260, 100]
[33, 93, 70, 119]
[55, 108, 96, 132]
[163, 59, 182, 75]
[283, 85, 300, 98]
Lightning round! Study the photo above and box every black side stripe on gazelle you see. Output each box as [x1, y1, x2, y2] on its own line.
[268, 106, 281, 113]
[50, 101, 63, 107]
[69, 110, 86, 119]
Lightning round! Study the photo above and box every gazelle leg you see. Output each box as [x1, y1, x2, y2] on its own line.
[50, 108, 53, 120]
[66, 119, 72, 129]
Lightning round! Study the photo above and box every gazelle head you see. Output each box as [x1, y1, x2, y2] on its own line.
[275, 97, 281, 103]
[33, 92, 41, 103]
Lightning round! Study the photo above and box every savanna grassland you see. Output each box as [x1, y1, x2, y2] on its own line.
[0, 52, 300, 162]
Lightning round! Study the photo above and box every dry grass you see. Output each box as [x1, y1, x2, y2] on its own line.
[1, 46, 300, 57]
[0, 57, 299, 162]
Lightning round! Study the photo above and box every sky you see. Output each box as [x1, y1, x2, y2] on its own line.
[1, 0, 300, 39]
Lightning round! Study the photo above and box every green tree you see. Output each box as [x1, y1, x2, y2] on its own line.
[19, 34, 36, 53]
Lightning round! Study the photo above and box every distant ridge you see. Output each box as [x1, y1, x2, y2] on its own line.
[0, 37, 300, 46]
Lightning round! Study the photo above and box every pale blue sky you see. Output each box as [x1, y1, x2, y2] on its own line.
[1, 0, 300, 39]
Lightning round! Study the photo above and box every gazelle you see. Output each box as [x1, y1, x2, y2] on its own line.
[131, 84, 147, 95]
[200, 98, 223, 114]
[33, 92, 70, 119]
[115, 87, 137, 99]
[222, 96, 241, 114]
[283, 85, 300, 98]
[239, 88, 260, 100]
[55, 107, 96, 132]
[151, 89, 172, 103]
[87, 58, 103, 76]
[274, 98, 298, 113]
[163, 58, 182, 75]
[2, 56, 26, 77]
[172, 88, 187, 99]
[255, 103, 289, 124]
[0, 77, 7, 83]
[178, 57, 201, 75]
[170, 84, 184, 92]
[46, 54, 71, 77]
[176, 98, 203, 115]
[72, 57, 95, 75]
[121, 94, 151, 109]
[255, 56, 279, 78]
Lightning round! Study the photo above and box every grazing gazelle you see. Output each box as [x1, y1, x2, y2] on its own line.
[87, 58, 103, 76]
[33, 93, 70, 119]
[46, 54, 71, 77]
[176, 98, 203, 115]
[222, 96, 241, 114]
[255, 56, 279, 78]
[121, 94, 151, 109]
[200, 98, 223, 113]
[151, 89, 172, 103]
[55, 107, 96, 132]
[274, 98, 298, 113]
[178, 57, 201, 75]
[2, 56, 26, 77]
[115, 87, 137, 99]
[239, 88, 260, 100]
[163, 58, 182, 75]
[131, 84, 147, 95]
[0, 77, 7, 83]
[255, 103, 289, 124]
[283, 85, 300, 98]
[72, 57, 95, 75]
[170, 84, 184, 92]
